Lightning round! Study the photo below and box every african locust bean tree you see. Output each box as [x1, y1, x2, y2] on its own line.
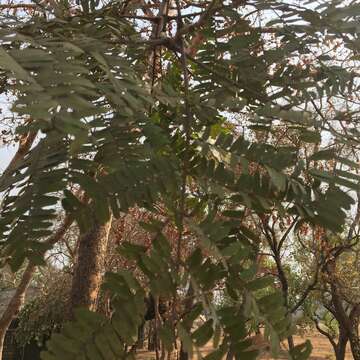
[0, 0, 360, 359]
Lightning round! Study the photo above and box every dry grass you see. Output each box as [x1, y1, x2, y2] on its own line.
[134, 333, 353, 359]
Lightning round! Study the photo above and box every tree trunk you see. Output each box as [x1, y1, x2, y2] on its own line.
[148, 320, 156, 351]
[326, 263, 360, 360]
[287, 336, 295, 352]
[179, 283, 194, 360]
[0, 264, 35, 360]
[348, 309, 360, 360]
[138, 323, 145, 349]
[349, 333, 360, 360]
[273, 252, 295, 351]
[226, 351, 234, 360]
[69, 215, 112, 314]
[179, 346, 188, 360]
[335, 332, 348, 360]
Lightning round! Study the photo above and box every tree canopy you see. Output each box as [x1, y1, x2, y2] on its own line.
[0, 0, 360, 359]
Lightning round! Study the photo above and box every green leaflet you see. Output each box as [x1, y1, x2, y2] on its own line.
[41, 272, 145, 360]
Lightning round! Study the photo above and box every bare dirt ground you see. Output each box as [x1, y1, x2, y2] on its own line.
[135, 334, 353, 359]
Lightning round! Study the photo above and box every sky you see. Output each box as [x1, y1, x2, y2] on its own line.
[0, 93, 15, 173]
[0, 146, 14, 173]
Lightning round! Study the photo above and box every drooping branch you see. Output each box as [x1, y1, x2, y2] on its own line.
[313, 317, 337, 350]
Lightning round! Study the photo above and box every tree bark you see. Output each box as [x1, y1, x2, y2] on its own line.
[148, 320, 156, 351]
[273, 251, 295, 351]
[326, 261, 360, 360]
[0, 264, 35, 360]
[0, 216, 72, 359]
[69, 215, 112, 314]
[314, 316, 348, 360]
[287, 335, 295, 352]
[179, 283, 194, 360]
[138, 323, 145, 349]
[349, 330, 360, 360]
[335, 331, 348, 360]
[226, 351, 234, 360]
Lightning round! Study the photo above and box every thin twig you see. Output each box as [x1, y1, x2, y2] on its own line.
[0, 4, 37, 10]
[174, 0, 218, 40]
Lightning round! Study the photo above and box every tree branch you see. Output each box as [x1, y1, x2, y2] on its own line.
[291, 271, 318, 313]
[313, 317, 337, 351]
[277, 216, 299, 253]
[0, 4, 37, 10]
[0, 125, 37, 191]
[174, 0, 219, 40]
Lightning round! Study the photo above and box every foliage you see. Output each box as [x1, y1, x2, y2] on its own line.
[15, 273, 71, 347]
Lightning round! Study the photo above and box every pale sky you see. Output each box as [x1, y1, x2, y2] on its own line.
[0, 91, 15, 173]
[0, 122, 13, 174]
[0, 146, 14, 173]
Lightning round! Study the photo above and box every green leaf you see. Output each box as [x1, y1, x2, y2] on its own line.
[177, 323, 193, 358]
[290, 340, 312, 360]
[246, 276, 274, 291]
[299, 130, 321, 143]
[192, 319, 214, 347]
[158, 323, 176, 351]
[0, 47, 43, 90]
[310, 149, 336, 161]
[266, 166, 287, 192]
[118, 242, 147, 260]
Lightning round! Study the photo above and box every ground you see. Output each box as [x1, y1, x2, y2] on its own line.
[291, 335, 352, 360]
[134, 333, 353, 359]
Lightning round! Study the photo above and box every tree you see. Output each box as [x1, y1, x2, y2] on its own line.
[0, 0, 359, 359]
[308, 238, 360, 360]
[256, 142, 360, 359]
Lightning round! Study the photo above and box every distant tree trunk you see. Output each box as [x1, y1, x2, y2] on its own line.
[287, 335, 295, 351]
[0, 264, 35, 360]
[315, 316, 348, 360]
[349, 330, 360, 360]
[148, 320, 156, 351]
[348, 307, 360, 360]
[226, 350, 234, 360]
[326, 262, 360, 360]
[138, 323, 145, 349]
[179, 340, 188, 359]
[69, 215, 112, 314]
[273, 251, 295, 351]
[179, 283, 194, 360]
[335, 331, 348, 360]
[350, 343, 360, 360]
